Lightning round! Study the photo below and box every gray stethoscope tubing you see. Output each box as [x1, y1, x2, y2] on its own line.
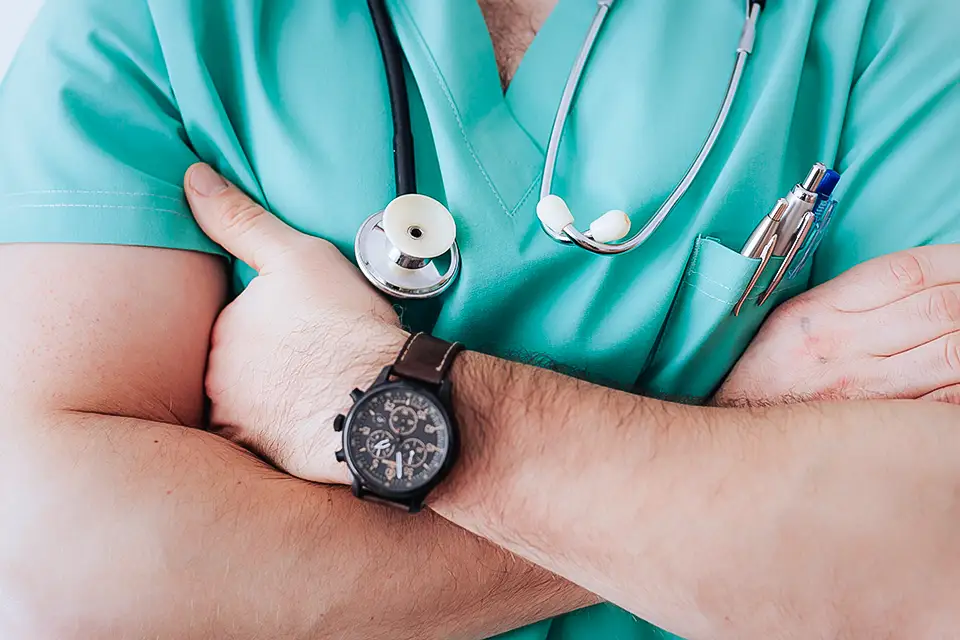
[540, 0, 766, 255]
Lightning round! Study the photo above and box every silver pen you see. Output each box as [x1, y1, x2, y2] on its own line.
[758, 210, 815, 306]
[740, 197, 788, 258]
[771, 163, 826, 256]
[753, 163, 827, 305]
[733, 198, 788, 316]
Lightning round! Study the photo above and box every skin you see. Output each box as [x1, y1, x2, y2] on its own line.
[187, 165, 960, 639]
[0, 6, 592, 638]
[5, 163, 959, 640]
[0, 223, 591, 639]
[0, 246, 596, 640]
[477, 0, 557, 89]
[716, 249, 960, 406]
[0, 3, 956, 637]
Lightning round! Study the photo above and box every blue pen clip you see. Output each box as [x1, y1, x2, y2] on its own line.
[786, 170, 841, 281]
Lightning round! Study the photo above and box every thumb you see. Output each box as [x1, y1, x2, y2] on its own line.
[185, 163, 303, 272]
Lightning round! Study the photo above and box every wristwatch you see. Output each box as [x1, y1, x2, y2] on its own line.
[333, 332, 464, 513]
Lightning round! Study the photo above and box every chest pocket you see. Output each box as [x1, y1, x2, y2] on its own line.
[639, 236, 809, 402]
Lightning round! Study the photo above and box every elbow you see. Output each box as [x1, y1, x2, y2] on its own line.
[0, 493, 73, 639]
[0, 588, 64, 640]
[0, 413, 116, 640]
[0, 415, 52, 637]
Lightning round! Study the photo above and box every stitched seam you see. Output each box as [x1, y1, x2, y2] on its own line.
[399, 332, 424, 363]
[510, 172, 544, 217]
[684, 239, 707, 282]
[435, 342, 460, 373]
[0, 190, 183, 203]
[393, 1, 512, 216]
[0, 203, 193, 220]
[680, 280, 806, 307]
[678, 282, 733, 306]
[684, 269, 762, 293]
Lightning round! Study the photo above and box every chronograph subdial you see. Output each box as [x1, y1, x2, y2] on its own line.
[365, 430, 397, 459]
[398, 438, 427, 468]
[388, 404, 420, 435]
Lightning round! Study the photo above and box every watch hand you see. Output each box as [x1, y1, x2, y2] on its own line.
[374, 440, 391, 451]
[408, 450, 414, 465]
[396, 451, 403, 480]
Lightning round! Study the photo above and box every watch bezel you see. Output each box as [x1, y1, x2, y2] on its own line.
[341, 379, 459, 501]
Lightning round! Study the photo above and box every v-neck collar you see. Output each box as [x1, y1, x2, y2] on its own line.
[387, 0, 594, 217]
[504, 0, 598, 151]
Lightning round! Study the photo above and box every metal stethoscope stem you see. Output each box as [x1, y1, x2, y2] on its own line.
[539, 0, 765, 255]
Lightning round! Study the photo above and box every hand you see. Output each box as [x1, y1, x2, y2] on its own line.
[716, 245, 960, 406]
[184, 163, 408, 484]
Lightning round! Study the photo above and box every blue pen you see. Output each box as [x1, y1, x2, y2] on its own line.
[758, 166, 844, 306]
[786, 169, 841, 280]
[734, 164, 842, 315]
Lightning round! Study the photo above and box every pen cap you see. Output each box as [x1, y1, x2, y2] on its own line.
[802, 163, 827, 192]
[816, 170, 841, 198]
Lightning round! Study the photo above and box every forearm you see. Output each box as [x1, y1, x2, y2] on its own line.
[1, 407, 592, 640]
[430, 352, 960, 638]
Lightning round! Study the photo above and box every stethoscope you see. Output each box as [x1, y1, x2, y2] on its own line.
[356, 0, 767, 299]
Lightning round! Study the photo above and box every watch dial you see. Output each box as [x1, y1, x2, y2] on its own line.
[345, 386, 451, 493]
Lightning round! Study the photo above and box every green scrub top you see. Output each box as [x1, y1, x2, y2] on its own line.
[2, 0, 959, 637]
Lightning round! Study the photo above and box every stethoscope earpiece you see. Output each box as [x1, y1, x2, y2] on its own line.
[589, 209, 631, 243]
[537, 195, 631, 245]
[536, 195, 575, 236]
[355, 195, 461, 300]
[536, 0, 764, 255]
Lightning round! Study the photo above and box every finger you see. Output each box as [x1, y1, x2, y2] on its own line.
[185, 163, 304, 272]
[920, 384, 960, 404]
[863, 283, 960, 356]
[883, 330, 960, 397]
[812, 245, 960, 313]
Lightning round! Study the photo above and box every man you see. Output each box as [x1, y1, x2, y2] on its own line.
[1, 1, 959, 639]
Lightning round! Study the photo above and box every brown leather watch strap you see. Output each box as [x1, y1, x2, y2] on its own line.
[392, 333, 464, 386]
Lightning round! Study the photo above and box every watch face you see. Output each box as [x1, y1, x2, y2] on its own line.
[344, 384, 452, 494]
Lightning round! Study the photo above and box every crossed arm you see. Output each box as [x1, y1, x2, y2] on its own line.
[0, 245, 593, 640]
[4, 234, 960, 639]
[435, 350, 960, 638]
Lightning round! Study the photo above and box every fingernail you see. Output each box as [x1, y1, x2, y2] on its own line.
[189, 164, 229, 197]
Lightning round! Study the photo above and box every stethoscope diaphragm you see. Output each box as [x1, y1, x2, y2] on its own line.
[355, 194, 461, 300]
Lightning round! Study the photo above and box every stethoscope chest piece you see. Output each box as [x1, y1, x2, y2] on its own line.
[355, 194, 461, 300]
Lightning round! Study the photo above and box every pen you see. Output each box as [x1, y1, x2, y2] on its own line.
[734, 163, 842, 316]
[758, 210, 815, 306]
[785, 169, 841, 281]
[759, 166, 842, 305]
[733, 199, 788, 315]
[740, 198, 788, 258]
[771, 163, 826, 256]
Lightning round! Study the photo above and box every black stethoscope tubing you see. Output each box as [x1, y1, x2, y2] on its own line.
[367, 0, 417, 198]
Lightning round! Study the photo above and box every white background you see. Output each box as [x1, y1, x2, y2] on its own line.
[0, 0, 42, 79]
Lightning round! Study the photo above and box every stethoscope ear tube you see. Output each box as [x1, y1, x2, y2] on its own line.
[538, 0, 766, 255]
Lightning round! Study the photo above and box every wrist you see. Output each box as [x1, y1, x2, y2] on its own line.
[344, 322, 410, 389]
[427, 351, 531, 523]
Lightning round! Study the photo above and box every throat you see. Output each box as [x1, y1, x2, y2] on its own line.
[477, 0, 559, 91]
